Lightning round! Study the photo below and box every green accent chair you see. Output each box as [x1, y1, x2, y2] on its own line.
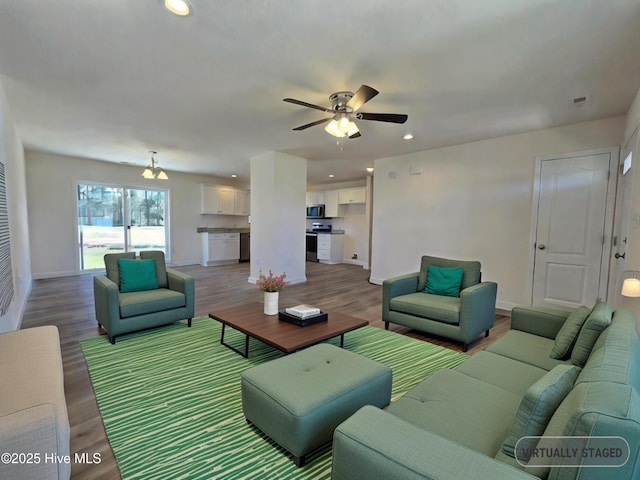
[93, 251, 195, 344]
[383, 255, 497, 351]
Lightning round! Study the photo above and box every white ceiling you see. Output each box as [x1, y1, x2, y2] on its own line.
[1, 0, 639, 185]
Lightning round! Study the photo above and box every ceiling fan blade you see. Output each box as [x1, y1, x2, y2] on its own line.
[357, 112, 408, 124]
[283, 98, 333, 113]
[346, 85, 379, 111]
[349, 131, 362, 139]
[292, 118, 332, 131]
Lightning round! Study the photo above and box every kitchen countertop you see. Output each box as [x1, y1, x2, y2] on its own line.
[197, 227, 251, 233]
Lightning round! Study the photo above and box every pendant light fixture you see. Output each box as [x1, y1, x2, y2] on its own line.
[141, 151, 168, 180]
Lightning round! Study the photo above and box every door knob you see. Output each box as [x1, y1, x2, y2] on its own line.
[538, 244, 546, 250]
[615, 252, 626, 259]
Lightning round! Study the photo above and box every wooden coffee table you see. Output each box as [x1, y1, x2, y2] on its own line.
[208, 302, 369, 358]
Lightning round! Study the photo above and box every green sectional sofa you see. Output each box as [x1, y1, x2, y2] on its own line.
[332, 302, 640, 480]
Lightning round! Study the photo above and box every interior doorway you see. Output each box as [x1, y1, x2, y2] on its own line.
[77, 183, 169, 270]
[530, 149, 618, 309]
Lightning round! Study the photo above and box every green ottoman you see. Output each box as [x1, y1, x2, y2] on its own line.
[241, 343, 392, 467]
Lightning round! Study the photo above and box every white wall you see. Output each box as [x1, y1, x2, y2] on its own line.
[0, 83, 31, 332]
[624, 86, 640, 143]
[370, 116, 626, 310]
[25, 151, 249, 277]
[620, 86, 640, 324]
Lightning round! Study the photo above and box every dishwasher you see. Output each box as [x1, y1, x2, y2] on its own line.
[240, 232, 250, 262]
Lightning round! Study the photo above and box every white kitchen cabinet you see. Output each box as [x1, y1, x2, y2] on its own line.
[201, 185, 235, 214]
[306, 191, 326, 206]
[338, 187, 366, 204]
[201, 232, 240, 265]
[324, 189, 340, 218]
[234, 190, 250, 216]
[317, 233, 344, 264]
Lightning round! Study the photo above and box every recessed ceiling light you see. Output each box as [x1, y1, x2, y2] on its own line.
[403, 133, 414, 140]
[328, 174, 335, 178]
[231, 174, 237, 178]
[165, 0, 191, 16]
[366, 167, 374, 173]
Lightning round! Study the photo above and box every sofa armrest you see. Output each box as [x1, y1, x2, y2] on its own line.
[167, 268, 195, 318]
[382, 273, 420, 321]
[510, 306, 571, 339]
[93, 275, 120, 329]
[332, 406, 537, 480]
[459, 281, 497, 338]
[0, 404, 65, 480]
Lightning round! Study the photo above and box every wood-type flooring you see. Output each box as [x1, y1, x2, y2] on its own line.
[20, 261, 510, 479]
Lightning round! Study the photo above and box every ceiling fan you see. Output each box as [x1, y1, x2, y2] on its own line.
[283, 85, 408, 139]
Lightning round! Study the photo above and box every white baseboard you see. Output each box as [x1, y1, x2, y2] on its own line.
[342, 259, 369, 269]
[495, 300, 517, 312]
[32, 270, 89, 279]
[16, 277, 33, 330]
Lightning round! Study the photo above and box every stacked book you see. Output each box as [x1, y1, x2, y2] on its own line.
[279, 304, 328, 326]
[285, 305, 321, 318]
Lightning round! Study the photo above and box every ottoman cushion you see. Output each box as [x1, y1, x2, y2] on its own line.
[241, 343, 392, 464]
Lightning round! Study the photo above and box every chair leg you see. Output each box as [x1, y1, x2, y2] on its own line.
[188, 318, 192, 327]
[462, 343, 468, 352]
[384, 322, 389, 330]
[109, 335, 116, 345]
[485, 329, 490, 337]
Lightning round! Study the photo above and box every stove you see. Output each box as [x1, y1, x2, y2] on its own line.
[309, 222, 332, 233]
[306, 222, 331, 261]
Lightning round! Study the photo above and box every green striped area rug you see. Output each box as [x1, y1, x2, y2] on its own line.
[80, 316, 467, 479]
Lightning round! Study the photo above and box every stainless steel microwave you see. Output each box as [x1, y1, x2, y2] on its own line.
[306, 204, 325, 219]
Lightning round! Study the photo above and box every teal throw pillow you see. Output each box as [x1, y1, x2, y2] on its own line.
[571, 301, 612, 367]
[502, 364, 579, 458]
[424, 265, 464, 297]
[118, 258, 158, 293]
[549, 306, 591, 360]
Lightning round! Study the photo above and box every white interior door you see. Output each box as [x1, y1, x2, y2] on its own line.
[532, 151, 615, 309]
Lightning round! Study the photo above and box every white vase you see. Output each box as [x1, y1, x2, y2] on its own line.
[263, 291, 279, 315]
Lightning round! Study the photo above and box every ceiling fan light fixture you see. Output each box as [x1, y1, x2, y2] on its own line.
[346, 121, 359, 137]
[324, 120, 346, 138]
[165, 0, 191, 16]
[338, 115, 351, 132]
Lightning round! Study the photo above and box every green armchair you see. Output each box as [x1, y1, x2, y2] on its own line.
[93, 250, 195, 344]
[383, 255, 497, 351]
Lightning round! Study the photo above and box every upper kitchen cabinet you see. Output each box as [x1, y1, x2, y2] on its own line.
[306, 191, 326, 206]
[234, 189, 250, 216]
[324, 189, 340, 218]
[338, 187, 366, 205]
[201, 185, 249, 216]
